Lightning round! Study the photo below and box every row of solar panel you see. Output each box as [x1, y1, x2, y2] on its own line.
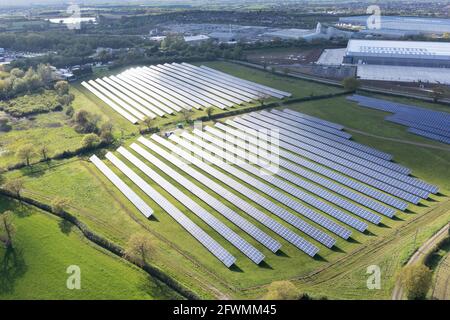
[91, 153, 236, 267]
[149, 135, 321, 255]
[263, 110, 402, 171]
[243, 113, 438, 194]
[212, 122, 398, 216]
[245, 112, 411, 176]
[83, 63, 291, 123]
[183, 130, 360, 236]
[225, 119, 409, 210]
[202, 125, 394, 220]
[232, 117, 430, 203]
[348, 94, 450, 145]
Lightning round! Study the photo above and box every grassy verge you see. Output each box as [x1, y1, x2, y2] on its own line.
[0, 196, 181, 300]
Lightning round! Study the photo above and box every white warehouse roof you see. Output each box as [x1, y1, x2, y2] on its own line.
[346, 40, 450, 58]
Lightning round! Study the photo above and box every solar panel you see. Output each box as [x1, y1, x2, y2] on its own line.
[145, 135, 320, 256]
[127, 143, 281, 253]
[166, 134, 342, 244]
[246, 115, 434, 195]
[87, 80, 146, 120]
[254, 111, 410, 175]
[117, 73, 183, 112]
[144, 66, 228, 109]
[213, 122, 398, 216]
[187, 130, 374, 230]
[226, 119, 409, 210]
[177, 63, 266, 98]
[135, 67, 213, 108]
[199, 64, 291, 98]
[89, 155, 153, 218]
[94, 79, 156, 118]
[115, 147, 264, 264]
[281, 109, 345, 130]
[81, 81, 138, 124]
[129, 68, 202, 109]
[150, 65, 237, 107]
[102, 77, 166, 117]
[161, 63, 250, 104]
[201, 126, 390, 221]
[233, 117, 425, 203]
[122, 70, 192, 110]
[169, 63, 258, 100]
[105, 152, 236, 267]
[108, 75, 174, 114]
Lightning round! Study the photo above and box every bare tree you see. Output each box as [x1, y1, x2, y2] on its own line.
[40, 144, 49, 162]
[0, 211, 16, 248]
[124, 233, 155, 266]
[143, 116, 154, 130]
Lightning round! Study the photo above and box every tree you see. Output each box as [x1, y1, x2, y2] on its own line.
[342, 77, 361, 92]
[205, 107, 214, 120]
[263, 281, 300, 300]
[2, 179, 24, 200]
[73, 109, 101, 133]
[16, 144, 35, 166]
[54, 80, 69, 96]
[99, 121, 114, 144]
[36, 63, 53, 86]
[124, 233, 155, 266]
[81, 133, 101, 149]
[401, 264, 433, 300]
[0, 117, 12, 132]
[39, 144, 49, 161]
[429, 85, 447, 103]
[51, 197, 71, 214]
[0, 211, 16, 248]
[181, 109, 193, 123]
[143, 116, 154, 130]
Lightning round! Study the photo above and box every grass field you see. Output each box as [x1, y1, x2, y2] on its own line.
[0, 196, 181, 300]
[1, 61, 450, 300]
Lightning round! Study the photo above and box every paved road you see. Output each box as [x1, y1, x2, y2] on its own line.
[392, 223, 450, 300]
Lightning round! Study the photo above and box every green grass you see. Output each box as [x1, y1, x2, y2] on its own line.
[0, 90, 61, 117]
[197, 61, 344, 98]
[2, 62, 450, 300]
[0, 196, 181, 300]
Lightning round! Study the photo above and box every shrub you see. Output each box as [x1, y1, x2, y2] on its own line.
[401, 264, 433, 300]
[81, 133, 101, 149]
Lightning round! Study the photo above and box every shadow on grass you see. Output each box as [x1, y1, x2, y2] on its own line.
[313, 254, 327, 262]
[347, 237, 360, 244]
[229, 264, 244, 273]
[0, 246, 27, 295]
[258, 261, 273, 270]
[275, 250, 289, 258]
[363, 230, 377, 237]
[378, 222, 391, 229]
[417, 202, 428, 208]
[330, 246, 345, 253]
[392, 215, 405, 221]
[58, 219, 74, 235]
[404, 209, 416, 214]
[148, 215, 159, 222]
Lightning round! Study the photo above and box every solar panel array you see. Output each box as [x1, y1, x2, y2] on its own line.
[348, 94, 450, 145]
[81, 63, 290, 123]
[88, 108, 438, 268]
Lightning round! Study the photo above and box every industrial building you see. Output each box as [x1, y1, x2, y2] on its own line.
[338, 15, 450, 35]
[343, 40, 450, 68]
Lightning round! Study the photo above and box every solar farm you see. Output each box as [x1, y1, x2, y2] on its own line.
[348, 94, 450, 145]
[89, 107, 440, 268]
[81, 62, 291, 124]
